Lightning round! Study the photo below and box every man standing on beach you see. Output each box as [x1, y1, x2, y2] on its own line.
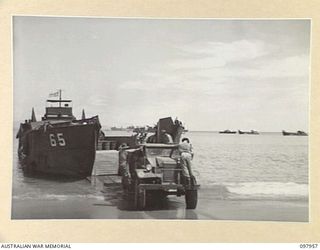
[118, 143, 131, 190]
[178, 137, 194, 185]
[118, 143, 129, 176]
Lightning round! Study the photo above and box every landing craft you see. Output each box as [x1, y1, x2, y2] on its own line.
[238, 129, 259, 135]
[219, 129, 237, 134]
[16, 90, 101, 178]
[282, 130, 308, 136]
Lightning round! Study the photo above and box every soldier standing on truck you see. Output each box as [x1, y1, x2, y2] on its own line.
[178, 137, 194, 185]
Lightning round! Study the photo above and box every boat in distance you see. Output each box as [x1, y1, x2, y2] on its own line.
[16, 90, 101, 178]
[219, 129, 237, 134]
[238, 130, 259, 135]
[282, 130, 308, 136]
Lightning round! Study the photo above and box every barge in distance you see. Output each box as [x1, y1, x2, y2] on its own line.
[219, 129, 237, 134]
[238, 130, 259, 135]
[282, 130, 308, 136]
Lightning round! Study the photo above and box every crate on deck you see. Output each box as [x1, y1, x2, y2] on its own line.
[97, 140, 117, 150]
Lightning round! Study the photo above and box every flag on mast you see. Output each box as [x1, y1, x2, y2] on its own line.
[49, 90, 59, 97]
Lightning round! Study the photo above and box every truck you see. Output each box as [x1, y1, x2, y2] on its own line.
[125, 143, 199, 210]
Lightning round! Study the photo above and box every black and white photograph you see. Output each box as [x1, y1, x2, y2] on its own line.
[12, 16, 310, 221]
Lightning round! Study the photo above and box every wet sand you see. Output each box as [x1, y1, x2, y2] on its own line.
[11, 177, 308, 221]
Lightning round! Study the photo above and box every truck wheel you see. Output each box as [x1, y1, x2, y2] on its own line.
[137, 189, 146, 210]
[133, 182, 139, 210]
[185, 189, 198, 209]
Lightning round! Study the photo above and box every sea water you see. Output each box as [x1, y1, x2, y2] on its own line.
[11, 131, 308, 203]
[189, 132, 308, 200]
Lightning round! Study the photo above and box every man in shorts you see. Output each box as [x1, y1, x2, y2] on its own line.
[178, 137, 194, 185]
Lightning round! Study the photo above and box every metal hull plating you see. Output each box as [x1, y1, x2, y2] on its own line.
[20, 123, 98, 178]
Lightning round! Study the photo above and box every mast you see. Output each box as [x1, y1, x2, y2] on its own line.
[31, 107, 37, 122]
[59, 89, 62, 107]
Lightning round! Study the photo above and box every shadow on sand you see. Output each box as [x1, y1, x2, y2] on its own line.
[98, 183, 199, 219]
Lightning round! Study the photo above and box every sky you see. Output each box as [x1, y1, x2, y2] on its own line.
[13, 17, 310, 131]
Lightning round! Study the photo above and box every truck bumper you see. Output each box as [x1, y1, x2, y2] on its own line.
[138, 183, 200, 192]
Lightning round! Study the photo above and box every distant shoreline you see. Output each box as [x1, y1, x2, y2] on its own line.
[12, 124, 308, 135]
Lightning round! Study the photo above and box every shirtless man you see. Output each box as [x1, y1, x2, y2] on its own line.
[178, 137, 194, 184]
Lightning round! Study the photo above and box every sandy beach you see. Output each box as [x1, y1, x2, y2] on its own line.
[11, 177, 308, 221]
